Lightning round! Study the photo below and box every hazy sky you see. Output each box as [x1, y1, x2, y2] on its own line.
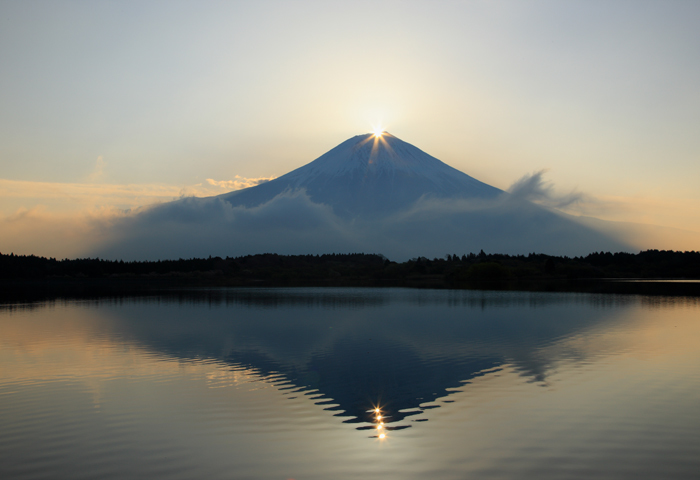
[1, 0, 699, 256]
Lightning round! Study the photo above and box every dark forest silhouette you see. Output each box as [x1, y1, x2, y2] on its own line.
[2, 250, 699, 296]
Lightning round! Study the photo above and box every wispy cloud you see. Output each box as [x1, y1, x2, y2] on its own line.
[86, 156, 107, 182]
[0, 175, 276, 215]
[205, 176, 274, 191]
[507, 170, 590, 210]
[505, 170, 700, 235]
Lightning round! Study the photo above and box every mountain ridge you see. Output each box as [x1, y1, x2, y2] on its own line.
[221, 133, 502, 218]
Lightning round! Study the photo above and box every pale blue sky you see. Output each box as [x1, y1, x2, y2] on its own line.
[1, 0, 699, 254]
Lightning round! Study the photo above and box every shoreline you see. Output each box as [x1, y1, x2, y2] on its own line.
[3, 276, 700, 305]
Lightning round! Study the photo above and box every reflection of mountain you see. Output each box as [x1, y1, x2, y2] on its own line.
[103, 289, 632, 429]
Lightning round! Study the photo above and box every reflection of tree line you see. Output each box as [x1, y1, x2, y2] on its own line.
[1, 249, 699, 291]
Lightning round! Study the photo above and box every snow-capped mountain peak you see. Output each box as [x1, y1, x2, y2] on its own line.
[222, 132, 501, 218]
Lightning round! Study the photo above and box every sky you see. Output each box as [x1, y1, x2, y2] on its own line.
[1, 0, 699, 258]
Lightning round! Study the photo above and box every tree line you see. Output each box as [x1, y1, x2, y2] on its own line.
[1, 249, 699, 284]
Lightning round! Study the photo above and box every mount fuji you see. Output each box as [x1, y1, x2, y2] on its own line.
[95, 133, 631, 260]
[221, 133, 501, 218]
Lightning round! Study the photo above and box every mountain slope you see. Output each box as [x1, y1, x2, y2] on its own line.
[222, 133, 501, 218]
[93, 132, 633, 260]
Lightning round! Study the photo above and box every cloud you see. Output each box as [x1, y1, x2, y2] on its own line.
[507, 170, 590, 210]
[0, 206, 128, 258]
[205, 176, 275, 191]
[86, 185, 639, 261]
[0, 179, 183, 213]
[505, 171, 700, 235]
[0, 175, 276, 216]
[0, 174, 279, 258]
[87, 156, 107, 182]
[3, 173, 699, 261]
[94, 190, 363, 260]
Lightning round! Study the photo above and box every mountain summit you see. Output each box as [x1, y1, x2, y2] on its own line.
[222, 133, 501, 218]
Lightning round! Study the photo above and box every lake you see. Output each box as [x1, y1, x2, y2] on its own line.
[1, 287, 699, 479]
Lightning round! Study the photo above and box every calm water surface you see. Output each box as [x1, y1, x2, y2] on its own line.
[1, 288, 699, 479]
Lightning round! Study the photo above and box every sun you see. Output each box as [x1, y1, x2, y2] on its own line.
[372, 126, 384, 137]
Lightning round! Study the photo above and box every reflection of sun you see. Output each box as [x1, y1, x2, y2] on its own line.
[371, 404, 388, 440]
